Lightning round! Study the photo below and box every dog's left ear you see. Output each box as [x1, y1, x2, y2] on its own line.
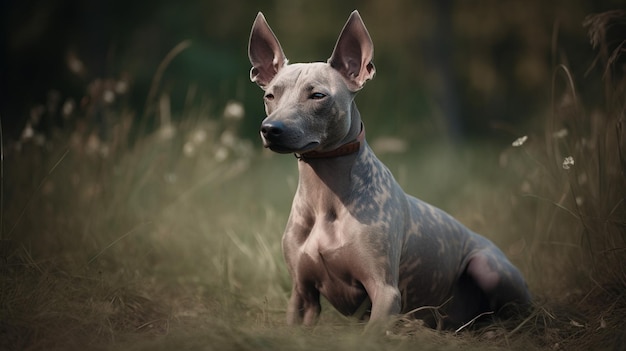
[328, 10, 376, 91]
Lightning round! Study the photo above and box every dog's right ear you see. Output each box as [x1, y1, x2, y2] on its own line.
[248, 12, 288, 89]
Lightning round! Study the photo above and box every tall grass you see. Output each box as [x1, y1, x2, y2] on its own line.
[1, 10, 625, 351]
[498, 10, 625, 349]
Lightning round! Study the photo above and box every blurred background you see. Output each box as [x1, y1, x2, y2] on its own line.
[1, 1, 625, 350]
[1, 0, 622, 144]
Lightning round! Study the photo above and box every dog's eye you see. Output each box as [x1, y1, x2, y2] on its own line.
[310, 92, 326, 100]
[264, 93, 275, 101]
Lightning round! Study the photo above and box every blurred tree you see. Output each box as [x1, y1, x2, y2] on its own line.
[1, 0, 623, 143]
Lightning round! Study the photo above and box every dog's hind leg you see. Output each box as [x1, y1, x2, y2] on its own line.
[465, 250, 531, 317]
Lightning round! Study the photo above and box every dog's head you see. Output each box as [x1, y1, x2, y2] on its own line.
[248, 11, 375, 154]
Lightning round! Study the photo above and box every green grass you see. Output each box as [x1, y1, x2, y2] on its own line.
[2, 11, 625, 350]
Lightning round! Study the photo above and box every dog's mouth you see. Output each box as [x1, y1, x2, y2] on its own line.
[264, 140, 320, 154]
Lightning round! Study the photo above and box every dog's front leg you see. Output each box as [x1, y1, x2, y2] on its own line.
[355, 248, 403, 326]
[366, 282, 402, 321]
[286, 285, 321, 326]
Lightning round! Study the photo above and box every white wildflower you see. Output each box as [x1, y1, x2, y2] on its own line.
[215, 146, 228, 162]
[67, 52, 85, 75]
[562, 156, 575, 170]
[553, 128, 568, 139]
[62, 99, 75, 118]
[158, 125, 175, 140]
[115, 80, 128, 94]
[223, 101, 245, 121]
[21, 122, 34, 140]
[103, 90, 115, 104]
[512, 135, 528, 147]
[576, 196, 584, 206]
[191, 129, 207, 144]
[183, 142, 195, 157]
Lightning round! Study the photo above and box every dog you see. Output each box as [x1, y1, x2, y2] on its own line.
[248, 10, 531, 330]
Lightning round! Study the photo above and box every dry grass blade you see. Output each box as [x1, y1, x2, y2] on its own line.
[454, 311, 494, 334]
[143, 40, 193, 120]
[86, 221, 153, 265]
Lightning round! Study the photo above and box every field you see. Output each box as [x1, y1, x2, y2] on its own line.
[2, 13, 625, 351]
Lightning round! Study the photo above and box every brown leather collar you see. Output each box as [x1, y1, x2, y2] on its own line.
[297, 124, 365, 159]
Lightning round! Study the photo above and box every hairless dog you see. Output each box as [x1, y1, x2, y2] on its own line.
[248, 10, 531, 330]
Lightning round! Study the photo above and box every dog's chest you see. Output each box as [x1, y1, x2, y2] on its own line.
[292, 218, 370, 315]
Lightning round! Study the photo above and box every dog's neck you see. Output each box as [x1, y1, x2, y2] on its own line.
[295, 106, 369, 202]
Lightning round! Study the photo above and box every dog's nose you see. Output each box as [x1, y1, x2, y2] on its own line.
[260, 121, 285, 141]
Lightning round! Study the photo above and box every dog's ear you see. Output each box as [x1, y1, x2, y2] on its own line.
[248, 12, 288, 89]
[328, 10, 375, 91]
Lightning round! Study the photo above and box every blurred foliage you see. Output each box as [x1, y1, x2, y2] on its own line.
[1, 0, 624, 143]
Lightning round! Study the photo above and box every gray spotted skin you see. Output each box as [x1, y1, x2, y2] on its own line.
[249, 10, 531, 329]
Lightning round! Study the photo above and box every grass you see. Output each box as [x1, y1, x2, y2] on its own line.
[2, 10, 625, 351]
